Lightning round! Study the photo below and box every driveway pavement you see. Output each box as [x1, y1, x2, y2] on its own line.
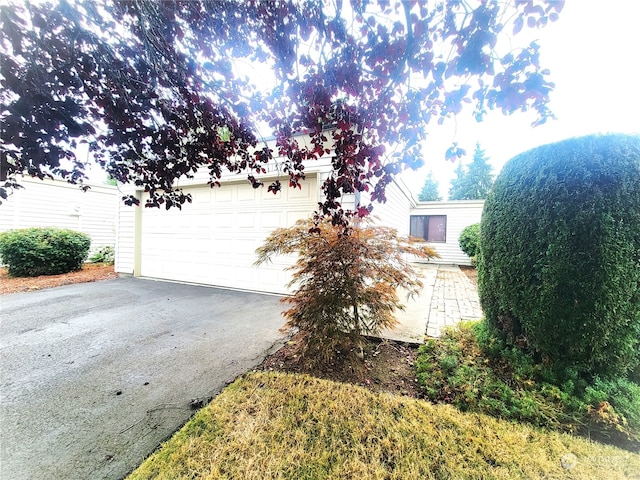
[0, 278, 287, 480]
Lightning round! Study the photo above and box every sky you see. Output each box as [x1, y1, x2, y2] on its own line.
[406, 0, 640, 199]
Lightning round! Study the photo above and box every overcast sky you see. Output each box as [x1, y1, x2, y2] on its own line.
[406, 0, 640, 199]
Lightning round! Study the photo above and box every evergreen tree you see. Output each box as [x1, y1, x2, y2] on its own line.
[448, 162, 468, 200]
[465, 143, 494, 199]
[417, 172, 442, 202]
[448, 143, 494, 200]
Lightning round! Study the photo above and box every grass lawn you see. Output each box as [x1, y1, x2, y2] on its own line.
[127, 372, 640, 479]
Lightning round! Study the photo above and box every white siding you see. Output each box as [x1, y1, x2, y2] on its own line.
[0, 177, 117, 256]
[366, 178, 415, 236]
[410, 200, 484, 265]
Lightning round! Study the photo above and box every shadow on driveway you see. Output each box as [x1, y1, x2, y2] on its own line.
[0, 277, 287, 480]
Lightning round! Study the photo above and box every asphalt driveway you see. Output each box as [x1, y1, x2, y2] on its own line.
[0, 277, 287, 480]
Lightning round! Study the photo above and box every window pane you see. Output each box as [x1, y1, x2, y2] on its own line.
[410, 215, 446, 242]
[427, 215, 446, 242]
[410, 216, 426, 240]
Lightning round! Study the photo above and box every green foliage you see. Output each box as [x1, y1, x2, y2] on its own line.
[416, 322, 640, 450]
[104, 174, 117, 186]
[447, 163, 467, 201]
[458, 223, 480, 260]
[448, 143, 494, 200]
[256, 218, 438, 367]
[584, 377, 640, 435]
[478, 134, 640, 379]
[0, 227, 91, 277]
[89, 246, 115, 264]
[417, 172, 442, 202]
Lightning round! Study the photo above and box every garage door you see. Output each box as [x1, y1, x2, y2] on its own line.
[139, 176, 318, 294]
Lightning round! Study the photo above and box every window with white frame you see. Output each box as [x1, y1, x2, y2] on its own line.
[410, 215, 447, 242]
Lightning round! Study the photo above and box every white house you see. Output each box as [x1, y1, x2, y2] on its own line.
[114, 154, 417, 294]
[113, 133, 483, 293]
[115, 130, 482, 293]
[409, 200, 484, 266]
[0, 176, 118, 256]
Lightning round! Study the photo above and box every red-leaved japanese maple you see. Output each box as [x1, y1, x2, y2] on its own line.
[256, 218, 438, 366]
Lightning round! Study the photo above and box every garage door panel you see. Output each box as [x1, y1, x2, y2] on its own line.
[261, 188, 282, 201]
[286, 209, 314, 225]
[237, 186, 257, 201]
[173, 213, 194, 228]
[287, 182, 313, 199]
[191, 187, 212, 203]
[140, 176, 317, 293]
[261, 211, 284, 229]
[214, 188, 233, 202]
[191, 213, 210, 229]
[234, 238, 259, 253]
[188, 238, 211, 254]
[237, 212, 257, 229]
[212, 212, 233, 228]
[212, 237, 235, 255]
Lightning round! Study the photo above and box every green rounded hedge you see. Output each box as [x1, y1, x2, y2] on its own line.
[458, 223, 481, 259]
[0, 227, 91, 277]
[478, 134, 640, 379]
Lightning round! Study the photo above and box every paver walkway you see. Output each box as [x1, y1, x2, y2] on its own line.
[379, 264, 483, 343]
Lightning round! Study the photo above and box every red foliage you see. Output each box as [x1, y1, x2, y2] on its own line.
[1, 0, 561, 222]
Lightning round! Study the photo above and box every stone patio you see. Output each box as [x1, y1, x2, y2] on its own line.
[378, 263, 483, 344]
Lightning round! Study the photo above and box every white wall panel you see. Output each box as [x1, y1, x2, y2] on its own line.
[0, 177, 117, 257]
[410, 200, 484, 265]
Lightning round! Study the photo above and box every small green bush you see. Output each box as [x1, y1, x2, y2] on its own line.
[0, 227, 91, 277]
[416, 322, 640, 450]
[478, 134, 640, 379]
[89, 246, 115, 264]
[458, 223, 480, 259]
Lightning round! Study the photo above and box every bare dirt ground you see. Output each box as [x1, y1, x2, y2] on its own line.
[460, 265, 478, 286]
[255, 331, 422, 399]
[0, 263, 118, 295]
[1, 262, 423, 398]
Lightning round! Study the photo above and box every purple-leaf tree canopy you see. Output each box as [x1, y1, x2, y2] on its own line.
[0, 0, 562, 224]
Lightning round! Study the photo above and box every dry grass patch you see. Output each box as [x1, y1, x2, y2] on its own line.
[128, 372, 640, 479]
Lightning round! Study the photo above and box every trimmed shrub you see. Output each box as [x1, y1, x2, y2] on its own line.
[478, 134, 640, 379]
[458, 223, 480, 259]
[0, 227, 91, 277]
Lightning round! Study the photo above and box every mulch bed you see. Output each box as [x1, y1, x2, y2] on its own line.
[459, 265, 478, 286]
[0, 263, 118, 295]
[255, 331, 422, 399]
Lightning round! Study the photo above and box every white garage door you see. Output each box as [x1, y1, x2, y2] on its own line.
[139, 176, 318, 294]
